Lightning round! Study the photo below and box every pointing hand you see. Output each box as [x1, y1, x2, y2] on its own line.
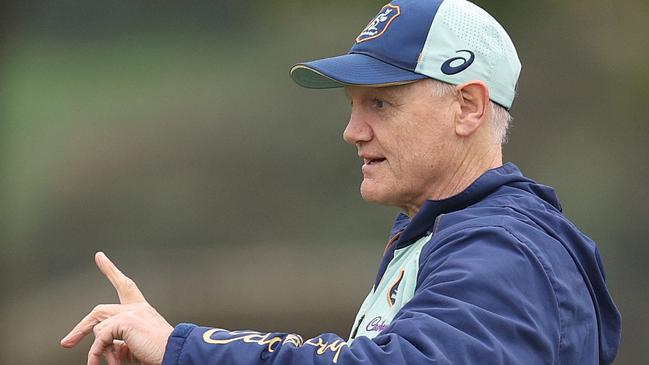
[61, 252, 173, 365]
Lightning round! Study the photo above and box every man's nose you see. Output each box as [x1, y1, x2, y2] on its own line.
[343, 108, 373, 145]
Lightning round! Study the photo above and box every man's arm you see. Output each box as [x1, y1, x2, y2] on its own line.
[160, 225, 562, 365]
[62, 225, 562, 365]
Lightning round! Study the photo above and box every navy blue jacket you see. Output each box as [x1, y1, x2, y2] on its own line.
[162, 163, 621, 364]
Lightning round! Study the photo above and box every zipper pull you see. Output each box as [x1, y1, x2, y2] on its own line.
[350, 314, 365, 340]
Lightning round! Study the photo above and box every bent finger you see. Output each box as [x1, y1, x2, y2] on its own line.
[113, 339, 134, 363]
[95, 252, 147, 304]
[103, 346, 120, 365]
[60, 304, 123, 348]
[87, 320, 119, 365]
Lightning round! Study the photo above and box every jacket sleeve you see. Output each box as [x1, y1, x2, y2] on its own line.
[162, 224, 561, 365]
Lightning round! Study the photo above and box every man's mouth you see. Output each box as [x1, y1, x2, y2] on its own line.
[363, 157, 386, 166]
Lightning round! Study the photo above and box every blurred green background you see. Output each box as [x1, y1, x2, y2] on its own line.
[1, 1, 647, 363]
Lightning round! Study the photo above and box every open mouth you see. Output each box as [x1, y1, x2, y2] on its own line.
[364, 158, 386, 166]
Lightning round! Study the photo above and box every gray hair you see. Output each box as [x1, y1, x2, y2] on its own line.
[429, 80, 512, 145]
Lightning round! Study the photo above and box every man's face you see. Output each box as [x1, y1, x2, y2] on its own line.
[343, 79, 457, 215]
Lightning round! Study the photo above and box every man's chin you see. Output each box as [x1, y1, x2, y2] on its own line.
[360, 181, 393, 206]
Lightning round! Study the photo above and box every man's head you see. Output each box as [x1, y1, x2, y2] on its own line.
[343, 78, 504, 215]
[290, 0, 520, 215]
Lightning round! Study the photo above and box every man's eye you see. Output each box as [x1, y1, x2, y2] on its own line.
[372, 98, 386, 109]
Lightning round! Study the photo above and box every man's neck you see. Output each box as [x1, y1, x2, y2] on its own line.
[403, 147, 503, 218]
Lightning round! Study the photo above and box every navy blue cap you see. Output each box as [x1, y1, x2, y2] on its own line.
[290, 0, 522, 109]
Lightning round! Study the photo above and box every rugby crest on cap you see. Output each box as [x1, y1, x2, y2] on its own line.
[356, 4, 401, 43]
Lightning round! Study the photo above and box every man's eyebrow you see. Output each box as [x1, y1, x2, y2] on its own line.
[370, 84, 408, 99]
[380, 87, 400, 99]
[342, 86, 402, 101]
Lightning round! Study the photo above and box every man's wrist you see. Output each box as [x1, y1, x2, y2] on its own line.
[161, 323, 198, 365]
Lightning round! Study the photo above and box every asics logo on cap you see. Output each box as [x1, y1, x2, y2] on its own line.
[356, 4, 401, 43]
[441, 50, 475, 75]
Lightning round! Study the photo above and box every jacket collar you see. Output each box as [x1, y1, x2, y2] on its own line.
[392, 163, 537, 249]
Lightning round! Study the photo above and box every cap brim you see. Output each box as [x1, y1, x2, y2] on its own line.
[290, 53, 427, 89]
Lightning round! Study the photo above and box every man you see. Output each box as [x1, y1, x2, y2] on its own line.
[61, 0, 621, 364]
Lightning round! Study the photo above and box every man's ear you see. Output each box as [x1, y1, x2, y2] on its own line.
[454, 81, 490, 137]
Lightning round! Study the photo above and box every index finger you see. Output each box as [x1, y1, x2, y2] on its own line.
[95, 252, 147, 304]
